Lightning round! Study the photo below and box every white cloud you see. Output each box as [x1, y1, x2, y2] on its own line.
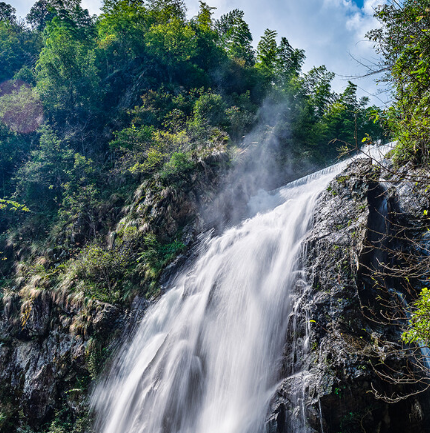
[11, 0, 32, 19]
[81, 0, 102, 15]
[12, 0, 102, 17]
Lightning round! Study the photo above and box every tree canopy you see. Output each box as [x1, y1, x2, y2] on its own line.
[368, 0, 430, 163]
[0, 0, 385, 314]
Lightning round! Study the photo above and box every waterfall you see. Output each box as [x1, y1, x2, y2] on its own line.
[92, 145, 392, 433]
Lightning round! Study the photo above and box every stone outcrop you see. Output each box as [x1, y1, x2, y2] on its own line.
[269, 158, 430, 433]
[0, 290, 123, 431]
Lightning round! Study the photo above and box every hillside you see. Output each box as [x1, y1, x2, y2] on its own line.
[6, 0, 430, 432]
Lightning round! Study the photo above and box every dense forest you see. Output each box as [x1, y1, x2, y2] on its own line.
[0, 0, 385, 307]
[3, 0, 430, 431]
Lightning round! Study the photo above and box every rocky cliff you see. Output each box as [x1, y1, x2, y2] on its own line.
[2, 151, 430, 433]
[269, 157, 430, 432]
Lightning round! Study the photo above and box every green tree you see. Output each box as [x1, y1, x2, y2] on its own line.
[367, 0, 430, 163]
[14, 126, 74, 212]
[26, 0, 56, 30]
[215, 10, 255, 66]
[145, 18, 197, 83]
[146, 0, 186, 23]
[194, 1, 215, 30]
[256, 29, 278, 76]
[35, 20, 100, 127]
[97, 0, 149, 71]
[276, 37, 305, 84]
[303, 66, 335, 118]
[0, 124, 32, 198]
[0, 81, 43, 134]
[0, 20, 39, 82]
[27, 0, 94, 35]
[190, 2, 221, 74]
[60, 152, 100, 241]
[0, 2, 15, 23]
[192, 92, 227, 127]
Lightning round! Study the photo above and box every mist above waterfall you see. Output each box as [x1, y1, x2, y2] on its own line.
[201, 99, 322, 234]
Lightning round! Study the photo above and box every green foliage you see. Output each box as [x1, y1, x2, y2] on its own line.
[86, 338, 109, 379]
[368, 0, 430, 164]
[61, 180, 99, 240]
[304, 66, 335, 118]
[161, 152, 195, 178]
[193, 1, 215, 31]
[0, 0, 385, 288]
[110, 125, 154, 151]
[402, 287, 430, 345]
[276, 37, 305, 82]
[192, 92, 227, 127]
[111, 125, 182, 176]
[225, 104, 255, 141]
[0, 2, 16, 23]
[138, 233, 185, 279]
[322, 82, 383, 147]
[146, 0, 187, 24]
[72, 245, 128, 302]
[256, 29, 278, 75]
[215, 9, 255, 66]
[130, 88, 197, 129]
[26, 0, 57, 31]
[14, 126, 74, 212]
[0, 199, 29, 212]
[43, 407, 93, 433]
[145, 18, 197, 82]
[36, 22, 100, 124]
[46, 419, 70, 433]
[0, 124, 33, 198]
[36, 0, 94, 37]
[97, 0, 149, 69]
[0, 81, 43, 134]
[0, 20, 39, 82]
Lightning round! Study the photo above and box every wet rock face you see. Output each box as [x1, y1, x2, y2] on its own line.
[0, 292, 125, 430]
[269, 159, 430, 433]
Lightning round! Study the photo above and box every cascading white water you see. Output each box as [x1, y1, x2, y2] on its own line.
[92, 145, 392, 433]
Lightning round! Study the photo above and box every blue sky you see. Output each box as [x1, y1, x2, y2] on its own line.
[10, 0, 389, 105]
